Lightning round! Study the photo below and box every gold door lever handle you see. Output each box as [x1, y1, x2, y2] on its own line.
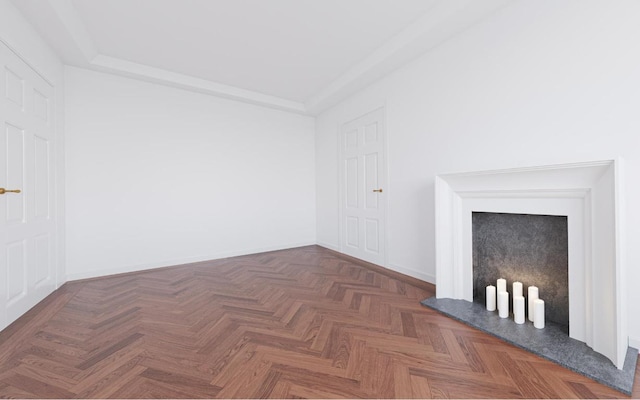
[372, 188, 383, 193]
[0, 188, 21, 194]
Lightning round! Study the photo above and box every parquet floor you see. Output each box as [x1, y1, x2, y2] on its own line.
[0, 246, 638, 398]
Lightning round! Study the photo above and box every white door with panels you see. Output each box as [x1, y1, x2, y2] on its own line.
[340, 108, 386, 266]
[0, 41, 56, 331]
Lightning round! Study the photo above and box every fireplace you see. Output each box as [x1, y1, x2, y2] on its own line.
[433, 160, 627, 370]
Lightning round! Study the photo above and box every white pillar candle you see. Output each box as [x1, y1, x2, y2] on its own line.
[534, 299, 545, 329]
[486, 285, 496, 311]
[496, 279, 507, 312]
[514, 296, 525, 324]
[497, 278, 507, 293]
[498, 291, 509, 318]
[528, 286, 539, 322]
[513, 281, 523, 298]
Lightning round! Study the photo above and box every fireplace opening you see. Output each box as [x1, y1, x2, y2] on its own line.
[472, 212, 569, 332]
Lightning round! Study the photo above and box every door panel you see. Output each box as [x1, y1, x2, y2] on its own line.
[345, 157, 358, 208]
[340, 108, 386, 265]
[346, 128, 358, 148]
[34, 234, 50, 286]
[5, 123, 25, 222]
[33, 90, 49, 122]
[364, 122, 378, 144]
[34, 135, 50, 219]
[364, 153, 378, 209]
[346, 216, 359, 249]
[5, 67, 24, 107]
[364, 218, 379, 253]
[6, 240, 26, 303]
[1, 41, 56, 330]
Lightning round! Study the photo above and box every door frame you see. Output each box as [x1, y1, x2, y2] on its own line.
[337, 106, 389, 267]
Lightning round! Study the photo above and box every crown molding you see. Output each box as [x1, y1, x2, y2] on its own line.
[47, 0, 97, 63]
[13, 0, 512, 116]
[9, 0, 95, 66]
[11, 0, 307, 114]
[304, 0, 512, 115]
[90, 55, 307, 114]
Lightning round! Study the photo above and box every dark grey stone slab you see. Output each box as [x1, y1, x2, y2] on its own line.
[421, 297, 638, 395]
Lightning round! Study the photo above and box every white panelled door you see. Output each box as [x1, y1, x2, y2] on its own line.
[340, 108, 386, 266]
[0, 41, 56, 331]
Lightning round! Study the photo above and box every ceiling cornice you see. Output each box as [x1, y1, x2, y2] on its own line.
[12, 0, 512, 116]
[47, 0, 97, 64]
[304, 0, 512, 115]
[90, 55, 307, 114]
[8, 0, 96, 66]
[11, 0, 307, 114]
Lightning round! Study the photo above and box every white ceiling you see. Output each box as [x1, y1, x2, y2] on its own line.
[12, 0, 512, 114]
[72, 0, 437, 102]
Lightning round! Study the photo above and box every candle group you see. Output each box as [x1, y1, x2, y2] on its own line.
[485, 279, 545, 329]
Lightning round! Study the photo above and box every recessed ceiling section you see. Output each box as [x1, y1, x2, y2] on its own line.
[12, 0, 512, 113]
[70, 0, 438, 102]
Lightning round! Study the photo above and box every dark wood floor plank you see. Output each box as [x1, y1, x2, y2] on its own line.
[0, 245, 637, 398]
[1, 372, 76, 398]
[73, 355, 146, 398]
[76, 332, 144, 370]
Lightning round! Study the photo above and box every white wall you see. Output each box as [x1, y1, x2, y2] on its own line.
[315, 0, 640, 348]
[65, 67, 315, 280]
[0, 0, 66, 287]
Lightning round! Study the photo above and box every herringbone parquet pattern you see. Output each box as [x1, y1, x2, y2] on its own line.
[0, 246, 637, 398]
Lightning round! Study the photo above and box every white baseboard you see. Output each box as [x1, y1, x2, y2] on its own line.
[66, 241, 316, 282]
[315, 241, 340, 252]
[387, 263, 435, 284]
[314, 243, 435, 285]
[629, 336, 640, 352]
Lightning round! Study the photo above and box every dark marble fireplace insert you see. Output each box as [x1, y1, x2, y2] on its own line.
[472, 212, 568, 331]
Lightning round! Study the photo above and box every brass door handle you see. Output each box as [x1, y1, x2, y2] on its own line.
[0, 188, 21, 194]
[372, 188, 383, 193]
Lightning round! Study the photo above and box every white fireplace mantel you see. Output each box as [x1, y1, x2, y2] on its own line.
[434, 160, 627, 369]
